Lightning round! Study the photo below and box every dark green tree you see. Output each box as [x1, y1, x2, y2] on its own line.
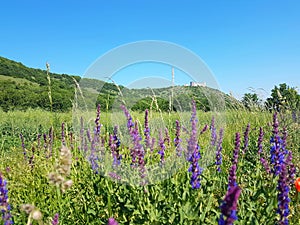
[242, 93, 261, 110]
[266, 83, 300, 111]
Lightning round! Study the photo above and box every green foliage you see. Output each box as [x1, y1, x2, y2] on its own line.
[242, 93, 261, 110]
[266, 83, 300, 111]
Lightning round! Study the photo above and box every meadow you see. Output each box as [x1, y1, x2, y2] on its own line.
[0, 106, 299, 225]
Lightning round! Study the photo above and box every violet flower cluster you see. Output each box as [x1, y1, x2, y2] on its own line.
[187, 100, 203, 189]
[121, 105, 147, 184]
[0, 173, 13, 225]
[228, 133, 240, 188]
[174, 120, 182, 156]
[107, 217, 119, 225]
[158, 130, 166, 165]
[218, 185, 241, 225]
[109, 126, 121, 167]
[52, 213, 59, 225]
[257, 127, 264, 155]
[144, 109, 151, 150]
[270, 113, 286, 176]
[215, 128, 224, 172]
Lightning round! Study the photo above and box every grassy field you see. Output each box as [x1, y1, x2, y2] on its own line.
[0, 107, 299, 224]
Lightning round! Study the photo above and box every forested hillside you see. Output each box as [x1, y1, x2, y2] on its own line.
[0, 56, 239, 112]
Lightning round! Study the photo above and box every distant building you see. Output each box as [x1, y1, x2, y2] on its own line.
[184, 81, 206, 87]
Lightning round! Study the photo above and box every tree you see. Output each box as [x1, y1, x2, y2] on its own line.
[266, 83, 300, 111]
[242, 93, 261, 110]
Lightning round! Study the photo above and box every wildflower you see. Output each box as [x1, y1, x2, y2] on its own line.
[61, 122, 66, 146]
[242, 123, 250, 154]
[277, 160, 290, 225]
[216, 128, 224, 172]
[95, 104, 101, 136]
[210, 116, 217, 147]
[107, 217, 119, 225]
[200, 124, 208, 135]
[144, 109, 151, 150]
[0, 173, 13, 225]
[109, 126, 121, 167]
[257, 127, 264, 154]
[187, 100, 203, 189]
[174, 120, 182, 156]
[219, 185, 241, 225]
[295, 178, 300, 192]
[158, 130, 166, 165]
[270, 112, 284, 176]
[164, 128, 170, 147]
[260, 157, 271, 174]
[52, 213, 59, 225]
[228, 133, 240, 188]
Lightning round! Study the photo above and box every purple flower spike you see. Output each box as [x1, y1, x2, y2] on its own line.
[61, 122, 66, 146]
[174, 120, 182, 156]
[158, 130, 166, 165]
[107, 217, 119, 225]
[200, 124, 208, 135]
[260, 157, 271, 174]
[164, 128, 170, 147]
[95, 104, 101, 136]
[210, 116, 217, 147]
[270, 113, 285, 176]
[219, 185, 241, 225]
[277, 160, 290, 225]
[0, 173, 13, 225]
[228, 133, 240, 188]
[215, 128, 224, 172]
[187, 100, 203, 189]
[257, 127, 264, 154]
[20, 133, 26, 160]
[144, 109, 151, 150]
[109, 126, 122, 167]
[242, 123, 250, 154]
[52, 213, 59, 225]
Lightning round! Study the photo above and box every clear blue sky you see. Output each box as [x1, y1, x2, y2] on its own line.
[1, 0, 299, 99]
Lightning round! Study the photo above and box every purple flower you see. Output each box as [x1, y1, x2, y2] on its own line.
[216, 128, 224, 172]
[174, 120, 182, 156]
[107, 217, 119, 225]
[210, 116, 217, 147]
[257, 127, 264, 154]
[228, 133, 240, 188]
[109, 126, 121, 167]
[164, 128, 170, 147]
[0, 173, 13, 225]
[277, 160, 290, 225]
[286, 151, 296, 187]
[61, 122, 66, 146]
[52, 213, 59, 225]
[200, 124, 208, 135]
[242, 123, 250, 154]
[158, 130, 166, 165]
[95, 104, 101, 136]
[270, 113, 285, 176]
[144, 109, 151, 150]
[260, 157, 271, 174]
[187, 100, 203, 189]
[219, 185, 241, 225]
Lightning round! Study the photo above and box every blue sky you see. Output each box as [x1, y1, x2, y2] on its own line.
[1, 0, 299, 99]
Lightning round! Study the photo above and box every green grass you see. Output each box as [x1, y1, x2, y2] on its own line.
[0, 108, 299, 224]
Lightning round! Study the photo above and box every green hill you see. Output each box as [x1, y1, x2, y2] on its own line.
[0, 56, 239, 112]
